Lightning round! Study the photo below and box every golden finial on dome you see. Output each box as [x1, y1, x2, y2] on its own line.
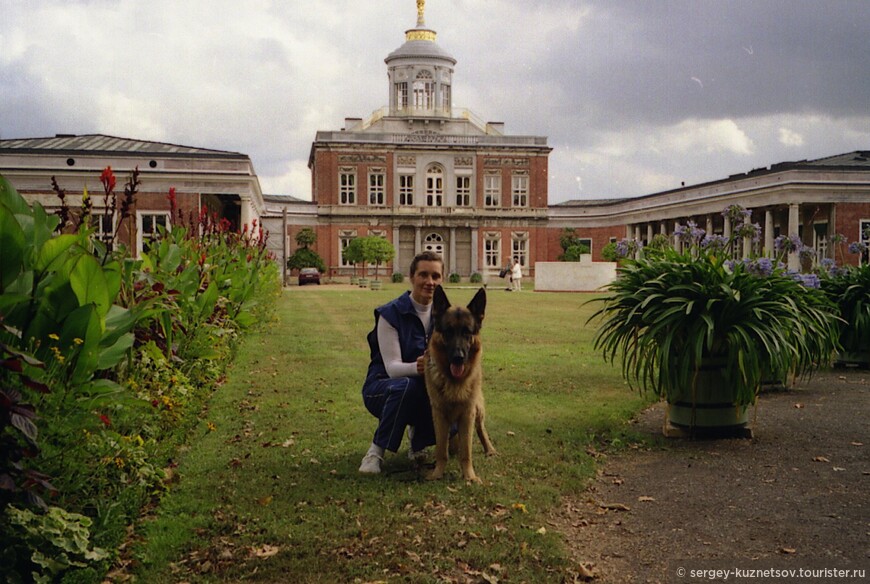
[416, 0, 426, 27]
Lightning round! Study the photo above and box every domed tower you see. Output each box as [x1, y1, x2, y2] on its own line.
[385, 0, 456, 118]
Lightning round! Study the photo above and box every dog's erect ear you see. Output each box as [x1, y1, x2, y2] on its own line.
[432, 285, 450, 318]
[467, 287, 486, 327]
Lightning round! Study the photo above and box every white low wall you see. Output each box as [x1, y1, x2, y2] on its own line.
[534, 259, 617, 292]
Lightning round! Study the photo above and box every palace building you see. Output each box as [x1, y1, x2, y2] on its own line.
[2, 1, 868, 279]
[296, 0, 553, 281]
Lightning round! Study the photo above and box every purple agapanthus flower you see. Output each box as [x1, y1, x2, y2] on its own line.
[793, 272, 821, 289]
[848, 241, 868, 255]
[700, 234, 729, 252]
[775, 234, 804, 254]
[747, 257, 775, 277]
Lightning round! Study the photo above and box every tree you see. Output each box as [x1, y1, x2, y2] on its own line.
[287, 228, 325, 272]
[295, 227, 316, 249]
[361, 236, 395, 281]
[558, 228, 590, 261]
[343, 237, 366, 277]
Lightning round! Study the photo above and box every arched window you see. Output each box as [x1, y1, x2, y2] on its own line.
[413, 70, 434, 110]
[426, 165, 443, 207]
[424, 232, 444, 258]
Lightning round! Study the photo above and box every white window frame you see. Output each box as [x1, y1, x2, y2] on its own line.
[484, 174, 500, 208]
[812, 221, 828, 261]
[91, 211, 116, 244]
[512, 174, 529, 207]
[426, 166, 443, 207]
[339, 230, 357, 267]
[484, 236, 500, 268]
[136, 211, 170, 256]
[395, 82, 408, 110]
[455, 175, 471, 207]
[369, 170, 385, 206]
[339, 169, 356, 205]
[511, 233, 528, 268]
[398, 174, 414, 206]
[860, 219, 870, 265]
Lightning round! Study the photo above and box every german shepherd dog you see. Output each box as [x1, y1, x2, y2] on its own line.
[424, 286, 496, 482]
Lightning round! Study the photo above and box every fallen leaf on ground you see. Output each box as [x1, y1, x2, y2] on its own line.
[638, 496, 655, 502]
[251, 544, 280, 558]
[780, 547, 796, 554]
[812, 456, 830, 463]
[599, 502, 631, 511]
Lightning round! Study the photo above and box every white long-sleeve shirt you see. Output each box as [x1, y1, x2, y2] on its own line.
[376, 296, 432, 378]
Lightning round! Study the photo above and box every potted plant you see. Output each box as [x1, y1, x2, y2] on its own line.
[590, 209, 840, 434]
[821, 260, 870, 368]
[343, 237, 365, 286]
[360, 236, 395, 291]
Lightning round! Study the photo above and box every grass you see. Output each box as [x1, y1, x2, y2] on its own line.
[133, 283, 653, 583]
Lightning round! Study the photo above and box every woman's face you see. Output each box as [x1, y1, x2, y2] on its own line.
[410, 260, 443, 305]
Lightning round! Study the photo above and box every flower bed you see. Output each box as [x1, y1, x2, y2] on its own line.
[0, 169, 280, 582]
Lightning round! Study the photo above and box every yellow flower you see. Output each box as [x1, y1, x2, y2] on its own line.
[73, 338, 84, 345]
[512, 503, 528, 513]
[207, 422, 216, 432]
[114, 457, 125, 468]
[48, 333, 60, 341]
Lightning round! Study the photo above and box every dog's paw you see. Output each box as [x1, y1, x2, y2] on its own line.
[484, 448, 498, 457]
[426, 469, 445, 481]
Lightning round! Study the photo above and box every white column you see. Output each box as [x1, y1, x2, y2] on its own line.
[788, 203, 800, 271]
[634, 225, 641, 241]
[660, 222, 667, 235]
[470, 228, 478, 274]
[414, 226, 422, 255]
[240, 196, 253, 234]
[646, 224, 654, 244]
[706, 215, 713, 236]
[626, 224, 633, 239]
[764, 210, 774, 257]
[673, 221, 681, 248]
[449, 227, 457, 274]
[393, 226, 400, 273]
[723, 215, 732, 238]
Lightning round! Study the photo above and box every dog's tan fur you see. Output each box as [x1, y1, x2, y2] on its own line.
[424, 286, 496, 482]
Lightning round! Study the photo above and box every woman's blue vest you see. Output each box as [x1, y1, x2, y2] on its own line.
[364, 291, 429, 385]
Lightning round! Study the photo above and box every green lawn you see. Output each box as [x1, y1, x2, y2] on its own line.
[134, 283, 653, 583]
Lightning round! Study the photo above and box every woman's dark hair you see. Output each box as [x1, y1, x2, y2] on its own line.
[410, 251, 443, 276]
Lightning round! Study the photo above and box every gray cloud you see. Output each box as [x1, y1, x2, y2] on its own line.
[1, 0, 868, 202]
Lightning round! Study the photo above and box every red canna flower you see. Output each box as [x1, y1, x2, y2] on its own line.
[98, 414, 112, 427]
[166, 187, 177, 215]
[100, 166, 116, 194]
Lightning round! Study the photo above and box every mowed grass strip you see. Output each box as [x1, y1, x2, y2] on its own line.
[135, 284, 651, 583]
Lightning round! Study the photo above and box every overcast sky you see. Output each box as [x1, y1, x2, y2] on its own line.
[2, 0, 869, 204]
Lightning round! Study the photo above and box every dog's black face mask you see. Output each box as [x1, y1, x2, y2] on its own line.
[432, 286, 486, 379]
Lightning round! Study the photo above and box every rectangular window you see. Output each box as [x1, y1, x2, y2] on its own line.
[395, 82, 408, 109]
[484, 237, 500, 268]
[512, 174, 529, 207]
[369, 172, 385, 206]
[455, 176, 471, 207]
[137, 211, 170, 256]
[511, 237, 528, 267]
[426, 175, 443, 207]
[813, 222, 828, 261]
[339, 170, 356, 205]
[484, 174, 500, 207]
[90, 212, 115, 244]
[398, 174, 414, 206]
[860, 220, 870, 265]
[442, 85, 451, 110]
[339, 234, 356, 267]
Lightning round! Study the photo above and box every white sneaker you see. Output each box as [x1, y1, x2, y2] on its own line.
[358, 452, 383, 474]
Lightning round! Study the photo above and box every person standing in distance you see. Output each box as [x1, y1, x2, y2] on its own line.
[359, 251, 443, 473]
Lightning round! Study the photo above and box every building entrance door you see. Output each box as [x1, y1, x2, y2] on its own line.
[424, 232, 446, 266]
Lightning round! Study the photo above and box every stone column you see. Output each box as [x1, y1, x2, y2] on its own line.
[646, 224, 654, 244]
[660, 222, 667, 235]
[634, 225, 641, 241]
[764, 210, 774, 257]
[470, 228, 478, 274]
[626, 224, 633, 239]
[788, 203, 800, 271]
[414, 226, 422, 255]
[723, 215, 732, 238]
[706, 215, 714, 236]
[673, 221, 681, 248]
[449, 227, 457, 275]
[240, 195, 253, 234]
[393, 226, 401, 273]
